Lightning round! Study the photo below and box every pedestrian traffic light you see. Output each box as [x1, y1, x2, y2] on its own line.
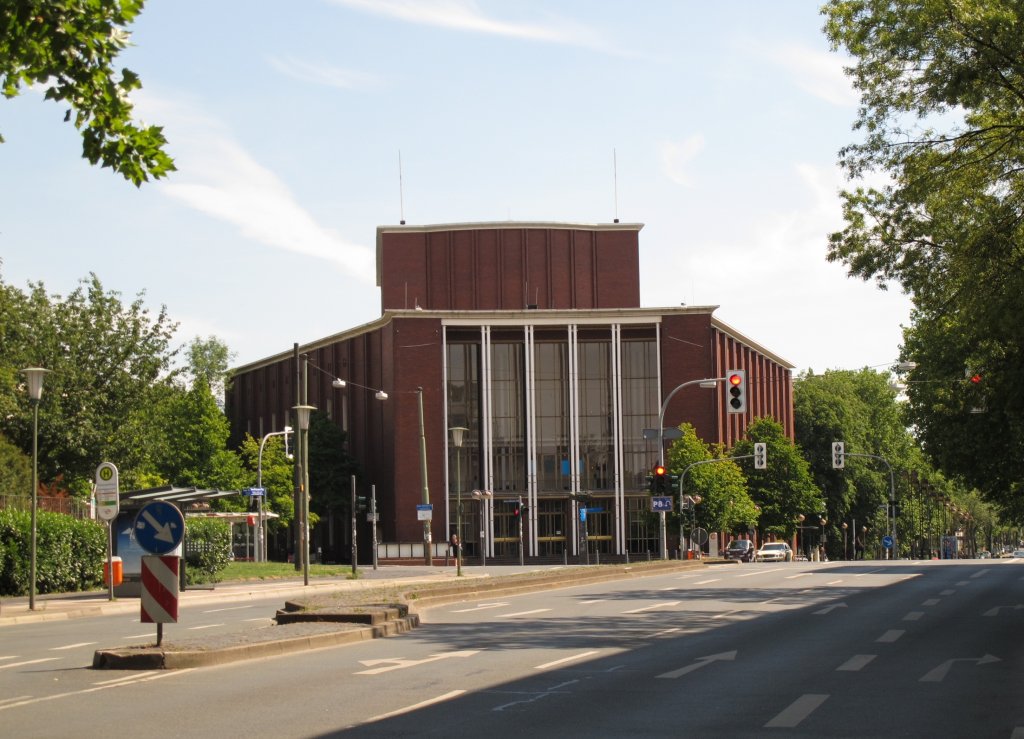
[831, 441, 845, 469]
[653, 464, 667, 494]
[511, 501, 521, 519]
[753, 442, 767, 469]
[356, 496, 368, 512]
[726, 370, 746, 413]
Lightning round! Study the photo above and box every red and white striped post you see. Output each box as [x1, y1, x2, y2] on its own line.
[141, 555, 180, 646]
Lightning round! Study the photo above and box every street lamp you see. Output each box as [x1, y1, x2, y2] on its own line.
[256, 426, 292, 562]
[22, 367, 48, 611]
[472, 489, 493, 566]
[842, 522, 849, 560]
[819, 516, 828, 561]
[292, 404, 316, 585]
[449, 426, 468, 576]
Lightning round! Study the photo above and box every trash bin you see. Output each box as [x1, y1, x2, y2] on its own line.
[103, 556, 123, 587]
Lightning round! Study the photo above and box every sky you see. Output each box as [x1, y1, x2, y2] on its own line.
[0, 0, 913, 376]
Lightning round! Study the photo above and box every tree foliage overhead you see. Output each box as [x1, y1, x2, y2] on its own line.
[822, 0, 1024, 516]
[0, 0, 174, 184]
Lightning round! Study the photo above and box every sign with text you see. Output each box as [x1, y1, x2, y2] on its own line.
[95, 462, 120, 521]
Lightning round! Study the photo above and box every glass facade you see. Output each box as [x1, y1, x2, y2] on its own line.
[445, 323, 659, 558]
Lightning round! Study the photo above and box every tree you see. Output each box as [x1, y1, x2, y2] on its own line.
[822, 0, 1024, 518]
[733, 418, 821, 541]
[1, 0, 174, 184]
[665, 424, 758, 538]
[0, 432, 31, 498]
[237, 433, 295, 552]
[0, 273, 180, 495]
[307, 411, 359, 518]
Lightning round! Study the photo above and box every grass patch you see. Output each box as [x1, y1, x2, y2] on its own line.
[220, 561, 354, 582]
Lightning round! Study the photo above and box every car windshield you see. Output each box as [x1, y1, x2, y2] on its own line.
[761, 544, 786, 550]
[729, 541, 750, 549]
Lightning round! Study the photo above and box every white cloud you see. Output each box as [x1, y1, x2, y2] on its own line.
[136, 92, 376, 284]
[328, 0, 606, 48]
[267, 56, 380, 90]
[768, 44, 858, 107]
[659, 134, 706, 186]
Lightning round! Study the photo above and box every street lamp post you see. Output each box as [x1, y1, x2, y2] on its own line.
[22, 367, 48, 611]
[472, 489, 493, 566]
[842, 522, 849, 560]
[449, 426, 468, 576]
[292, 404, 316, 585]
[257, 426, 292, 562]
[819, 515, 828, 561]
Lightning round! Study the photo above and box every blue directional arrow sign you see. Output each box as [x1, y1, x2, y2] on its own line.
[882, 535, 894, 549]
[134, 500, 185, 555]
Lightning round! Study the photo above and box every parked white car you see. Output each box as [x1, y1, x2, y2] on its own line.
[755, 542, 793, 562]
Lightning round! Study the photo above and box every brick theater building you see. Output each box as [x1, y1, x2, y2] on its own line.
[226, 222, 794, 563]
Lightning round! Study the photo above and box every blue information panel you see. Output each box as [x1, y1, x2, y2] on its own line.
[134, 500, 185, 555]
[651, 496, 673, 512]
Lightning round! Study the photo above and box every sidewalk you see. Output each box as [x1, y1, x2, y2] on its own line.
[0, 564, 491, 626]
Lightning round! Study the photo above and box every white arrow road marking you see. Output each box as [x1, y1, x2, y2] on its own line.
[624, 601, 679, 614]
[837, 654, 876, 672]
[814, 603, 848, 615]
[765, 694, 829, 728]
[534, 650, 601, 670]
[141, 509, 177, 543]
[920, 654, 1000, 683]
[365, 690, 466, 723]
[356, 650, 480, 675]
[451, 602, 509, 612]
[657, 650, 737, 679]
[983, 604, 1024, 617]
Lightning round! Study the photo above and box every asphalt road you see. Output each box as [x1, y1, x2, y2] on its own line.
[2, 560, 1022, 737]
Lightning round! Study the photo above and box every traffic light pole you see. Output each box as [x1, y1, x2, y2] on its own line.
[838, 451, 897, 559]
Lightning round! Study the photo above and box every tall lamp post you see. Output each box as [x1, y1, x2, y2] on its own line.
[449, 426, 468, 577]
[22, 368, 48, 611]
[257, 426, 292, 562]
[292, 404, 316, 585]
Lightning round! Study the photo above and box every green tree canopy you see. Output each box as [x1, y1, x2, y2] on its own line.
[822, 0, 1024, 518]
[308, 411, 360, 517]
[666, 424, 758, 535]
[733, 417, 821, 539]
[1, 0, 174, 184]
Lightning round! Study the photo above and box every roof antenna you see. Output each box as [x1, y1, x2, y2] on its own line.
[398, 150, 406, 225]
[613, 148, 620, 223]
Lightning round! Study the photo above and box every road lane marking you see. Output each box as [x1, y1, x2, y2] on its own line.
[202, 605, 253, 613]
[922, 599, 940, 606]
[623, 601, 680, 614]
[188, 623, 223, 630]
[451, 603, 509, 612]
[970, 570, 989, 578]
[0, 658, 59, 670]
[493, 679, 579, 711]
[984, 605, 1024, 616]
[650, 627, 683, 637]
[365, 690, 466, 723]
[49, 642, 97, 651]
[765, 694, 829, 728]
[0, 670, 190, 712]
[695, 578, 720, 585]
[940, 589, 955, 595]
[877, 629, 905, 643]
[657, 651, 737, 679]
[827, 579, 844, 585]
[736, 567, 785, 577]
[356, 650, 480, 675]
[93, 671, 161, 686]
[124, 633, 153, 640]
[837, 654, 876, 672]
[580, 599, 605, 605]
[955, 580, 970, 586]
[903, 611, 924, 621]
[534, 650, 600, 670]
[495, 609, 550, 618]
[714, 610, 741, 620]
[785, 573, 813, 580]
[0, 696, 32, 708]
[813, 603, 848, 615]
[920, 654, 1000, 682]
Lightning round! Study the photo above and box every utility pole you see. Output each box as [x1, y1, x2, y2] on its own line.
[417, 387, 432, 565]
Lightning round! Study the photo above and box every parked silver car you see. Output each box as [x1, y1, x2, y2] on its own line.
[755, 542, 793, 562]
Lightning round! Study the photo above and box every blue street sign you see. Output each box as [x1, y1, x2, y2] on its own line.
[882, 535, 894, 549]
[134, 500, 185, 555]
[243, 487, 266, 497]
[651, 496, 673, 512]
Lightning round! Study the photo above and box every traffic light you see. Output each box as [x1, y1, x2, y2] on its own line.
[753, 442, 767, 470]
[511, 501, 521, 519]
[726, 370, 746, 413]
[831, 441, 845, 469]
[669, 473, 680, 494]
[356, 496, 368, 513]
[653, 464, 667, 494]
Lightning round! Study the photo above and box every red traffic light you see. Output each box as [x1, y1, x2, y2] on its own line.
[970, 373, 982, 384]
[728, 373, 743, 386]
[654, 465, 666, 476]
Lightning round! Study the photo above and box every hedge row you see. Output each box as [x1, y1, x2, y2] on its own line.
[0, 509, 106, 596]
[0, 510, 232, 596]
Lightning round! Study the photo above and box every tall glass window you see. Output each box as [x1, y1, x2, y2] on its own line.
[578, 341, 614, 492]
[621, 337, 658, 491]
[491, 342, 525, 493]
[534, 340, 570, 492]
[446, 341, 480, 492]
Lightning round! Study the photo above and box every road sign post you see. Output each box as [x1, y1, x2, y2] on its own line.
[141, 554, 180, 646]
[95, 462, 120, 601]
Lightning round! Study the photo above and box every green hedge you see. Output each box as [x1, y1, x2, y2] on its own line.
[0, 509, 106, 596]
[184, 517, 231, 585]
